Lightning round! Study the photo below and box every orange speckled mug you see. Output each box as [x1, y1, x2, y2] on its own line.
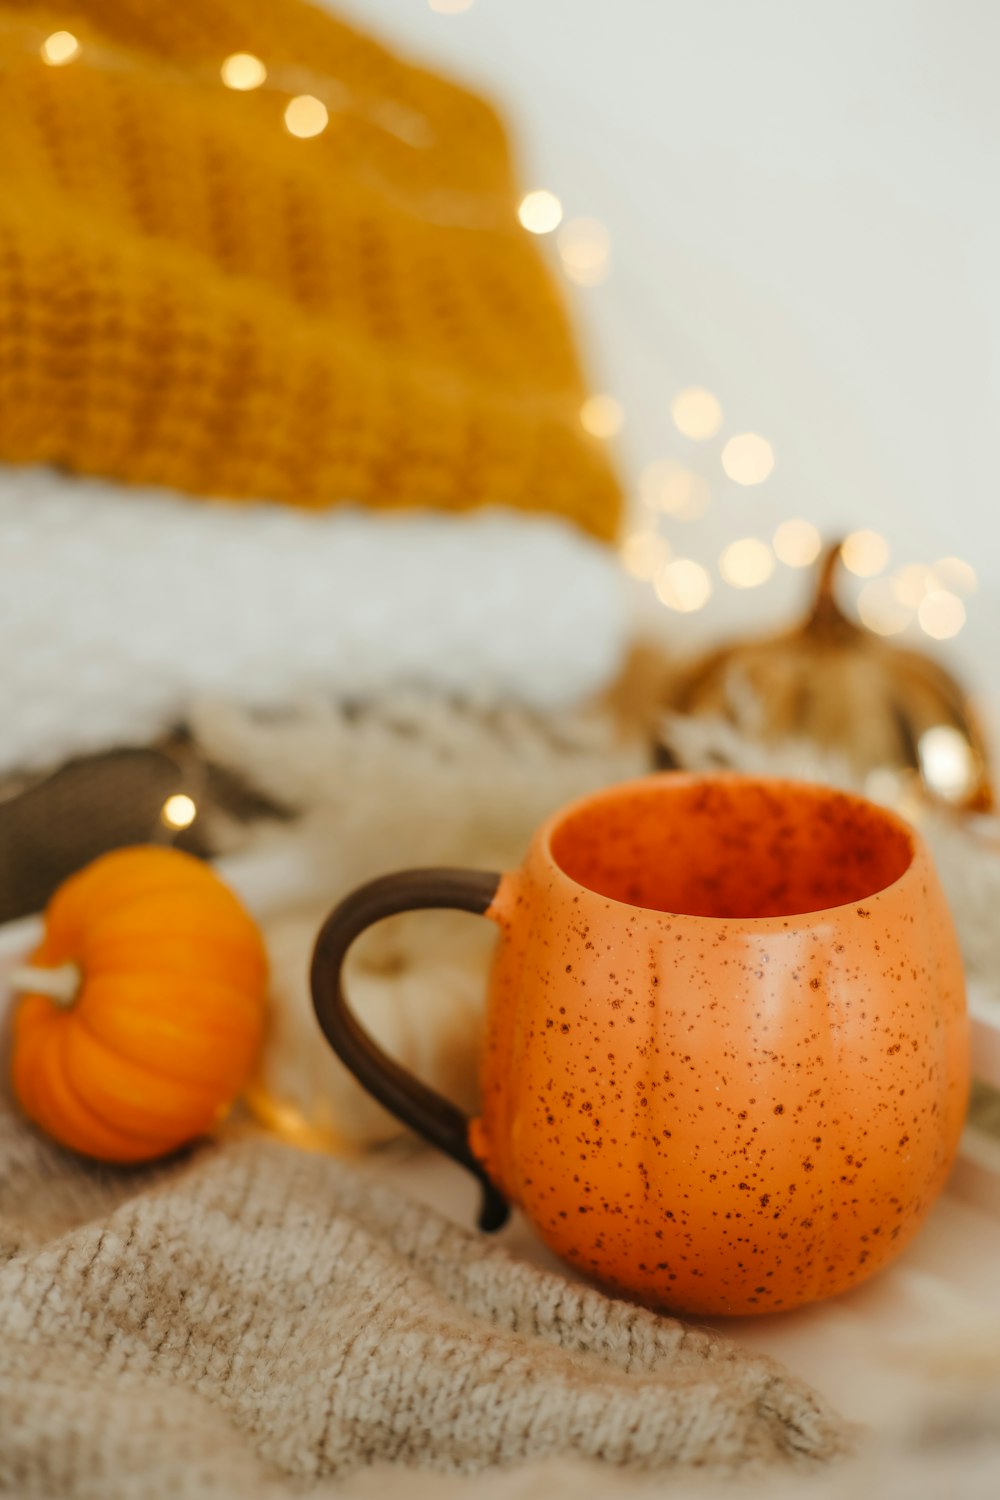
[311, 773, 968, 1315]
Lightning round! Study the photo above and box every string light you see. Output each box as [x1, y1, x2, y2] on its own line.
[719, 537, 774, 588]
[773, 518, 821, 567]
[932, 556, 977, 596]
[40, 30, 79, 66]
[918, 725, 977, 802]
[638, 461, 709, 519]
[655, 558, 712, 612]
[556, 217, 610, 286]
[856, 579, 910, 635]
[579, 394, 623, 439]
[221, 53, 267, 90]
[161, 793, 197, 830]
[621, 532, 670, 580]
[918, 590, 966, 640]
[841, 530, 889, 578]
[284, 94, 329, 138]
[670, 387, 723, 441]
[27, 20, 451, 193]
[891, 564, 933, 607]
[721, 433, 774, 486]
[518, 190, 563, 235]
[27, 21, 977, 655]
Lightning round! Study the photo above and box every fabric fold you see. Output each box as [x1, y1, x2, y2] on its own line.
[0, 1103, 851, 1495]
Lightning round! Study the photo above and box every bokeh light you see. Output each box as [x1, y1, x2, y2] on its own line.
[556, 217, 611, 286]
[41, 31, 79, 65]
[621, 532, 670, 580]
[221, 53, 267, 90]
[284, 95, 330, 138]
[891, 564, 934, 607]
[638, 460, 710, 519]
[918, 725, 977, 802]
[773, 518, 822, 567]
[518, 190, 563, 235]
[654, 558, 712, 612]
[721, 433, 774, 485]
[719, 537, 774, 588]
[932, 556, 977, 597]
[670, 387, 723, 441]
[841, 530, 889, 578]
[161, 794, 197, 830]
[918, 590, 966, 640]
[856, 578, 911, 635]
[579, 394, 623, 439]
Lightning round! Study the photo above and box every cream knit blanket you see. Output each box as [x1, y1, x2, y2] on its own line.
[0, 1100, 850, 1498]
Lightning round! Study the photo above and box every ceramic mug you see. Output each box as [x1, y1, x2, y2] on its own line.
[311, 773, 968, 1315]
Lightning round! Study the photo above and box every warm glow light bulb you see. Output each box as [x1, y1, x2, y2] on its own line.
[856, 579, 910, 636]
[621, 532, 670, 580]
[918, 590, 966, 640]
[719, 538, 774, 588]
[918, 725, 976, 802]
[670, 387, 723, 441]
[841, 530, 889, 578]
[721, 433, 774, 486]
[161, 794, 197, 830]
[221, 53, 267, 90]
[284, 94, 329, 138]
[638, 461, 710, 521]
[580, 394, 624, 439]
[655, 558, 712, 612]
[773, 518, 821, 567]
[518, 190, 563, 235]
[41, 30, 79, 65]
[556, 217, 611, 286]
[891, 564, 933, 607]
[932, 556, 977, 597]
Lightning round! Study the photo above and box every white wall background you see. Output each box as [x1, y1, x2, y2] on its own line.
[329, 0, 999, 702]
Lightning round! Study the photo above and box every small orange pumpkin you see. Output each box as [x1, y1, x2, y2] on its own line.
[10, 846, 267, 1162]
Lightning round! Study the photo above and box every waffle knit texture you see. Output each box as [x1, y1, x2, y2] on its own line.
[0, 1, 621, 539]
[0, 1100, 849, 1497]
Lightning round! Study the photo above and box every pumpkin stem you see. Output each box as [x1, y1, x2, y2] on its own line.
[806, 540, 855, 637]
[11, 962, 82, 1008]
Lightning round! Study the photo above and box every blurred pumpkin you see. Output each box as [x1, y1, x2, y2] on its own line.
[10, 846, 267, 1162]
[661, 541, 993, 812]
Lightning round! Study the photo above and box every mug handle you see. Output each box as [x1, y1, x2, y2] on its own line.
[310, 868, 510, 1232]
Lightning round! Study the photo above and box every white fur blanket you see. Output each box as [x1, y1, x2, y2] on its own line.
[0, 467, 627, 777]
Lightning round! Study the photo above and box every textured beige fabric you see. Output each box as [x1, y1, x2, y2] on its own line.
[0, 1100, 850, 1497]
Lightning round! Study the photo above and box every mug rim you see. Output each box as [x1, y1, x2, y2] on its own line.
[535, 770, 922, 928]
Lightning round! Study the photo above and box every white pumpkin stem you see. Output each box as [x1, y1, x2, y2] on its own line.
[11, 962, 82, 1008]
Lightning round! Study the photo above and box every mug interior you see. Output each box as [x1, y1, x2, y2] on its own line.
[548, 777, 915, 919]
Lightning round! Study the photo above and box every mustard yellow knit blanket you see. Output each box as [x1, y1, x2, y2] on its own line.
[0, 1, 620, 538]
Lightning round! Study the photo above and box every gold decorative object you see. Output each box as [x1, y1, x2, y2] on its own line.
[662, 541, 993, 811]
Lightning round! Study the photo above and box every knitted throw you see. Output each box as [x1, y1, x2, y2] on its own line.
[0, 1102, 850, 1496]
[0, 1, 620, 539]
